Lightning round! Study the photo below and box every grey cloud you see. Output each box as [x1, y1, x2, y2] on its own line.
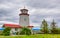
[0, 4, 19, 23]
[30, 13, 60, 25]
[26, 0, 60, 9]
[0, 0, 60, 27]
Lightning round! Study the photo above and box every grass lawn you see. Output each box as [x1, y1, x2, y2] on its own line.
[0, 34, 60, 38]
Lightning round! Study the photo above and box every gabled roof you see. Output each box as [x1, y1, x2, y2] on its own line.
[3, 24, 22, 28]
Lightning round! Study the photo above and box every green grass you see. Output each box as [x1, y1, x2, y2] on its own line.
[0, 34, 60, 38]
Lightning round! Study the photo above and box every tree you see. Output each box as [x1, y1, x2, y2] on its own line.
[51, 20, 58, 34]
[41, 19, 49, 34]
[57, 28, 60, 34]
[3, 27, 11, 36]
[20, 27, 31, 35]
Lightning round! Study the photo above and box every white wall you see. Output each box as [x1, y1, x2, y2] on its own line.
[19, 15, 29, 27]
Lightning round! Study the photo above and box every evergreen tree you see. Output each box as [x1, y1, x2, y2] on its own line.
[41, 19, 49, 34]
[51, 20, 58, 34]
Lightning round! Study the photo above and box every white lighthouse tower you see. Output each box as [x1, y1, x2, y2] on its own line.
[19, 7, 29, 27]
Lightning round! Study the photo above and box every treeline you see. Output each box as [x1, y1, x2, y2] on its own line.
[0, 19, 60, 36]
[40, 19, 60, 34]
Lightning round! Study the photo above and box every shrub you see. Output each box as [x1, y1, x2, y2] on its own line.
[3, 27, 11, 36]
[20, 27, 31, 35]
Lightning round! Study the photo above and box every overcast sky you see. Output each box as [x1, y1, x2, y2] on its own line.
[0, 0, 60, 27]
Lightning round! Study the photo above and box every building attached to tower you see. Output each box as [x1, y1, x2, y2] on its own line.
[3, 7, 33, 35]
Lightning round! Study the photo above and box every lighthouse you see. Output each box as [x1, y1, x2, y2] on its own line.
[19, 7, 29, 27]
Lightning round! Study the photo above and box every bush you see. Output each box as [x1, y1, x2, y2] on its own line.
[20, 28, 31, 35]
[51, 28, 60, 34]
[3, 27, 11, 36]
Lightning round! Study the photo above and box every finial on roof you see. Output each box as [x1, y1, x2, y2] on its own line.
[24, 6, 25, 9]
